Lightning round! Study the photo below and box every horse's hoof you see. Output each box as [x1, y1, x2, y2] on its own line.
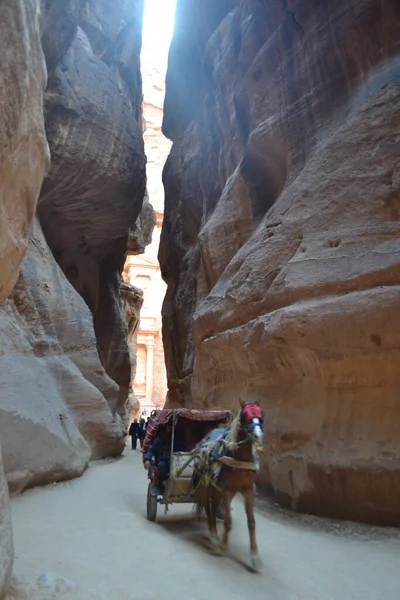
[209, 537, 223, 556]
[250, 556, 263, 572]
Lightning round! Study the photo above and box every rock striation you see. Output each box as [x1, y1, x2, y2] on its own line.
[0, 1, 146, 592]
[0, 0, 49, 306]
[161, 0, 400, 524]
[121, 278, 144, 412]
[0, 219, 126, 495]
[38, 0, 146, 418]
[0, 0, 50, 592]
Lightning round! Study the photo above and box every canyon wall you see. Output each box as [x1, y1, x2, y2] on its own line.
[0, 0, 49, 591]
[0, 1, 146, 592]
[0, 0, 146, 487]
[39, 0, 146, 417]
[161, 0, 400, 524]
[0, 218, 127, 495]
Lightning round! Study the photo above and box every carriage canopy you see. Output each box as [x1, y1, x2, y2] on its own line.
[142, 408, 233, 461]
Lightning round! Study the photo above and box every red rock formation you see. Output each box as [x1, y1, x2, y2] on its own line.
[0, 219, 127, 494]
[38, 0, 146, 418]
[0, 2, 146, 590]
[0, 0, 49, 305]
[128, 197, 157, 254]
[161, 0, 400, 524]
[0, 0, 50, 590]
[121, 278, 144, 411]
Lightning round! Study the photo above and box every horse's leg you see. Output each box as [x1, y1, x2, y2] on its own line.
[221, 490, 234, 550]
[195, 502, 202, 519]
[197, 486, 210, 523]
[208, 489, 222, 555]
[243, 487, 262, 571]
[198, 487, 216, 546]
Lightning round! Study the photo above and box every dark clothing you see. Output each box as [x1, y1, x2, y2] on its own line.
[144, 431, 185, 463]
[145, 433, 180, 489]
[145, 435, 171, 463]
[129, 422, 140, 436]
[129, 422, 140, 450]
[156, 459, 170, 489]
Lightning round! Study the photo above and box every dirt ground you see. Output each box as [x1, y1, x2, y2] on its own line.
[6, 445, 400, 600]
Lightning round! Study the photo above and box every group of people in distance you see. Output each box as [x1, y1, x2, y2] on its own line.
[128, 417, 149, 450]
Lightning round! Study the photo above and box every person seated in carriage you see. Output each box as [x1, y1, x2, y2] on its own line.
[191, 418, 230, 487]
[144, 423, 185, 494]
[199, 418, 228, 459]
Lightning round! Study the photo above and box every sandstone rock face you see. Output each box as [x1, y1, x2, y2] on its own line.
[38, 0, 146, 417]
[0, 0, 49, 305]
[0, 0, 49, 592]
[142, 50, 173, 214]
[0, 219, 125, 494]
[161, 0, 400, 524]
[128, 197, 157, 255]
[121, 279, 144, 390]
[0, 1, 146, 591]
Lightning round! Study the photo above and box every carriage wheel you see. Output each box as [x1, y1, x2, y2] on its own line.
[146, 482, 158, 521]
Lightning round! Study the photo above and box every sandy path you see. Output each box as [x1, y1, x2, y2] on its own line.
[8, 446, 400, 600]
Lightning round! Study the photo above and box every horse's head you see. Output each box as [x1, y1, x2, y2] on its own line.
[239, 401, 264, 448]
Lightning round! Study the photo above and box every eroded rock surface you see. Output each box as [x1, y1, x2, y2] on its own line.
[121, 279, 143, 394]
[128, 197, 157, 255]
[0, 219, 125, 494]
[0, 0, 49, 305]
[0, 0, 50, 592]
[0, 2, 146, 591]
[161, 0, 400, 524]
[38, 0, 146, 417]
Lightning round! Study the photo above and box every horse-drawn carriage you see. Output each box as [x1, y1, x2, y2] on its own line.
[142, 402, 265, 572]
[142, 407, 233, 521]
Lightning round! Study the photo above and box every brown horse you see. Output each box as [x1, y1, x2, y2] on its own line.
[195, 401, 264, 571]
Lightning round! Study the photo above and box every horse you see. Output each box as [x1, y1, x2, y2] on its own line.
[195, 400, 264, 571]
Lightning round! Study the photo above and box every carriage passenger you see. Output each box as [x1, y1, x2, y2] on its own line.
[201, 419, 228, 458]
[144, 423, 184, 493]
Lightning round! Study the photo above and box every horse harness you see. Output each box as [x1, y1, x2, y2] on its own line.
[218, 455, 258, 471]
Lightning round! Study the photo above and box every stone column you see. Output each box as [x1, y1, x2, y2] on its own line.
[145, 340, 155, 406]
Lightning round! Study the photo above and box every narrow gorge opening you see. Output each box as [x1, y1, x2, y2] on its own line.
[1, 1, 400, 596]
[123, 0, 176, 421]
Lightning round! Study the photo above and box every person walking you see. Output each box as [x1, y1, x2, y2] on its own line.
[128, 419, 140, 450]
